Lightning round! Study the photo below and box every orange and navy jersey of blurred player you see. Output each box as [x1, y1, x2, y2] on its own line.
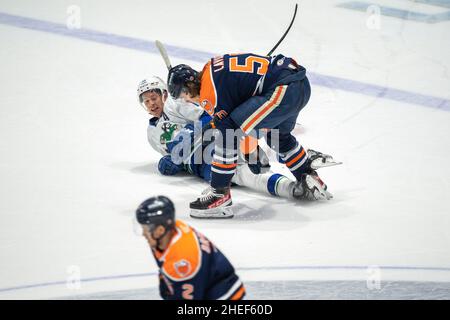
[199, 53, 300, 117]
[151, 219, 245, 300]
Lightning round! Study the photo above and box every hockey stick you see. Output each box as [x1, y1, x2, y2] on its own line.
[158, 4, 299, 162]
[154, 40, 208, 163]
[266, 3, 298, 56]
[199, 3, 298, 135]
[156, 3, 298, 71]
[155, 40, 172, 70]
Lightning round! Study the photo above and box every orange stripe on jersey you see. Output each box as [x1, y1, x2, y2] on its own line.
[230, 285, 246, 300]
[242, 85, 285, 134]
[199, 61, 217, 116]
[160, 220, 202, 282]
[286, 148, 306, 167]
[211, 162, 237, 169]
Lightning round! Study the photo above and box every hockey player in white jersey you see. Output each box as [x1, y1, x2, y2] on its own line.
[137, 77, 315, 216]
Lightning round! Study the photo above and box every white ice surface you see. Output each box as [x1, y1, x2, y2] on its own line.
[0, 0, 449, 299]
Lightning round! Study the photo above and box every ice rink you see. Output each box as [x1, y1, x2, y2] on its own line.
[0, 0, 449, 299]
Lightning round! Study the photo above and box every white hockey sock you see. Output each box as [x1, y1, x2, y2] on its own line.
[232, 165, 295, 199]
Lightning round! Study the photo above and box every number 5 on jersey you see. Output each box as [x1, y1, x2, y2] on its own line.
[229, 55, 269, 76]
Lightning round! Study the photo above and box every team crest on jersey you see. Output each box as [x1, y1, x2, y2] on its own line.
[201, 99, 214, 115]
[200, 99, 209, 108]
[174, 259, 192, 277]
[160, 122, 178, 144]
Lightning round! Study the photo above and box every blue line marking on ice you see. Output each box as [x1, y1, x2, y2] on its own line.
[0, 272, 159, 293]
[0, 265, 449, 294]
[413, 0, 450, 9]
[338, 1, 450, 23]
[0, 12, 212, 63]
[0, 12, 448, 111]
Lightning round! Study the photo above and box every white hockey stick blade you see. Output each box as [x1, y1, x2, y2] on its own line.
[155, 40, 172, 70]
[190, 206, 234, 219]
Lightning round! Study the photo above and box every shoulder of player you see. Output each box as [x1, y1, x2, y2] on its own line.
[164, 97, 201, 120]
[174, 98, 203, 114]
[160, 96, 178, 117]
[160, 220, 204, 282]
[199, 61, 217, 115]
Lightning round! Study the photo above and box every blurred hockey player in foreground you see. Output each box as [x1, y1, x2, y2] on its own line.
[167, 53, 340, 218]
[137, 77, 313, 214]
[135, 195, 245, 300]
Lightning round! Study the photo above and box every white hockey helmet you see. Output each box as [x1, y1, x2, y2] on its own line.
[137, 76, 168, 105]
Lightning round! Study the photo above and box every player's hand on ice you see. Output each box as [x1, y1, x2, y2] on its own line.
[158, 155, 183, 176]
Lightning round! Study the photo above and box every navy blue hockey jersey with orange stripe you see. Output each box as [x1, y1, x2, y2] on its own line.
[198, 53, 311, 188]
[152, 219, 245, 300]
[199, 53, 300, 117]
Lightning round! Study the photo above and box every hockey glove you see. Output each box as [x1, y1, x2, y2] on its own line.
[158, 155, 183, 176]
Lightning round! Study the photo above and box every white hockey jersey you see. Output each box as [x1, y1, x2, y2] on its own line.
[147, 97, 205, 155]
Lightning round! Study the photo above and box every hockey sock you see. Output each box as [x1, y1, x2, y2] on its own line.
[279, 143, 309, 181]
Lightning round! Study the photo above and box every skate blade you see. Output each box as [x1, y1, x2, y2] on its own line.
[323, 190, 333, 200]
[190, 202, 234, 219]
[313, 188, 333, 200]
[310, 159, 343, 170]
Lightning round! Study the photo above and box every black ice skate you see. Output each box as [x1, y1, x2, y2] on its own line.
[292, 170, 333, 200]
[306, 149, 342, 171]
[190, 187, 234, 219]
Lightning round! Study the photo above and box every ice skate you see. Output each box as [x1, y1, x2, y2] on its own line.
[190, 187, 234, 219]
[293, 170, 333, 200]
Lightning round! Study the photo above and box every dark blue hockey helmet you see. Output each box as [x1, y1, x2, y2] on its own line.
[167, 64, 200, 99]
[135, 196, 175, 230]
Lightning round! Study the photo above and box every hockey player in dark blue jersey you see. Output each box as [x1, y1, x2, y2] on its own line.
[135, 196, 245, 300]
[167, 53, 340, 218]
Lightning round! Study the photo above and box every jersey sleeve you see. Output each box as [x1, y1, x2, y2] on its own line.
[147, 121, 169, 156]
[172, 99, 205, 123]
[199, 61, 218, 116]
